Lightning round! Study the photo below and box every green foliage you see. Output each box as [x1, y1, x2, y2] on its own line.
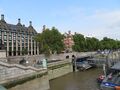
[35, 27, 120, 53]
[100, 37, 119, 50]
[72, 33, 86, 52]
[72, 34, 120, 52]
[34, 27, 64, 55]
[85, 37, 100, 51]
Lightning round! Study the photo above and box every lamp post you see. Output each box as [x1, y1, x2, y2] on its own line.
[103, 64, 106, 77]
[105, 50, 111, 75]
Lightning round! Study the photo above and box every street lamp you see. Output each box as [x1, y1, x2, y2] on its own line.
[105, 50, 111, 75]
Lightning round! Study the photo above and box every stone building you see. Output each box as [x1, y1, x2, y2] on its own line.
[0, 14, 39, 56]
[63, 31, 74, 52]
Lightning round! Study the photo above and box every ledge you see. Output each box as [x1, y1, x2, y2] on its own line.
[2, 71, 48, 89]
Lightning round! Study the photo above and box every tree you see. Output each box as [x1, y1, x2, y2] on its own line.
[72, 33, 86, 52]
[34, 27, 64, 55]
[85, 37, 100, 51]
[35, 27, 120, 53]
[50, 27, 64, 53]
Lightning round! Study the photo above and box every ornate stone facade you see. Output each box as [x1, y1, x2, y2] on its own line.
[0, 14, 39, 56]
[63, 31, 74, 52]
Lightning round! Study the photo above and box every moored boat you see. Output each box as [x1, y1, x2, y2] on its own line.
[100, 62, 120, 90]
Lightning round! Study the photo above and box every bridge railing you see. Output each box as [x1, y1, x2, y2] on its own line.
[88, 58, 120, 67]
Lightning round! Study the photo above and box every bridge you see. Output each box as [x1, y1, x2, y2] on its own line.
[74, 51, 120, 71]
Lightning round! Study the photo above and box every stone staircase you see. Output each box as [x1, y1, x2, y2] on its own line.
[0, 61, 47, 85]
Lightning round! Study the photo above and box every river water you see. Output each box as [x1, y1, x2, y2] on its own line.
[49, 68, 102, 90]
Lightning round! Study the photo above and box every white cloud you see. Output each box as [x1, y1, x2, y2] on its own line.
[51, 7, 120, 39]
[82, 10, 120, 39]
[90, 10, 120, 26]
[50, 8, 120, 40]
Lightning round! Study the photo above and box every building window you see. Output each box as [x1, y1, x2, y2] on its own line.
[0, 31, 1, 39]
[14, 42, 16, 46]
[4, 42, 7, 46]
[13, 36, 16, 40]
[13, 33, 16, 37]
[9, 36, 12, 40]
[4, 32, 7, 35]
[9, 42, 12, 46]
[9, 33, 11, 36]
[22, 43, 24, 47]
[0, 31, 1, 35]
[4, 36, 7, 40]
[26, 43, 28, 46]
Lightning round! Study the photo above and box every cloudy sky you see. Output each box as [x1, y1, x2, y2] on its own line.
[0, 0, 120, 39]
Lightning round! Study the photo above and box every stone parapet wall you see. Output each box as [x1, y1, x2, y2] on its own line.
[48, 62, 73, 80]
[7, 55, 45, 65]
[7, 52, 96, 65]
[0, 59, 74, 90]
[0, 59, 71, 84]
[0, 50, 6, 58]
[0, 61, 47, 85]
[47, 60, 71, 68]
[47, 60, 72, 80]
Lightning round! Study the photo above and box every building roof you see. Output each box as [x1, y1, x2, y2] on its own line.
[28, 25, 37, 34]
[0, 20, 8, 30]
[0, 15, 37, 34]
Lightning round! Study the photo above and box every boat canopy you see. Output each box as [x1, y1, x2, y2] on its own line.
[0, 85, 7, 90]
[110, 62, 120, 71]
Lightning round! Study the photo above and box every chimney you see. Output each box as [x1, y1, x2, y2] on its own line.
[18, 18, 21, 23]
[29, 21, 32, 26]
[75, 32, 77, 35]
[68, 30, 71, 34]
[43, 25, 46, 31]
[1, 14, 4, 21]
[23, 24, 25, 27]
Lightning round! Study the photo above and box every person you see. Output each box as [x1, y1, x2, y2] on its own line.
[72, 55, 76, 72]
[97, 74, 105, 83]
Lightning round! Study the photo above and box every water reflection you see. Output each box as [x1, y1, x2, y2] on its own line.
[50, 68, 102, 90]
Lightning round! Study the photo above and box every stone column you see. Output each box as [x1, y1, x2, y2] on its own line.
[31, 35, 33, 55]
[7, 32, 9, 56]
[34, 40, 36, 55]
[24, 34, 26, 48]
[37, 42, 39, 55]
[16, 33, 18, 56]
[28, 35, 29, 55]
[1, 31, 4, 45]
[24, 34, 26, 55]
[20, 34, 22, 55]
[11, 33, 14, 56]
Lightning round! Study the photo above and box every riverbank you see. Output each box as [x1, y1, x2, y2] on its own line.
[6, 60, 72, 90]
